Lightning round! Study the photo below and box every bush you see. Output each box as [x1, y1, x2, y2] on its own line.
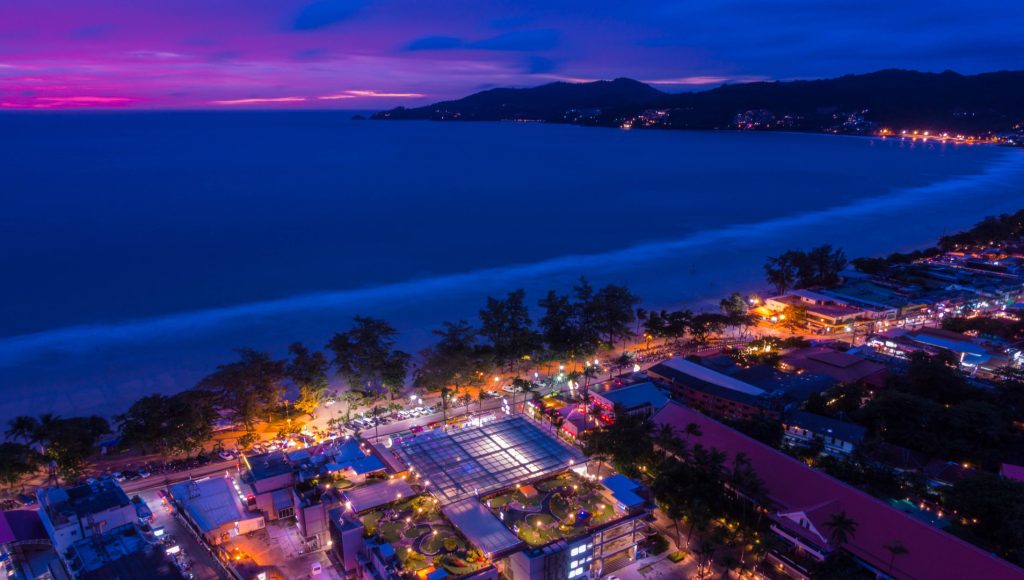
[647, 534, 670, 555]
[668, 550, 687, 563]
[443, 537, 458, 552]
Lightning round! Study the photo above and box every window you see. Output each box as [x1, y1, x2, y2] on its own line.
[571, 560, 579, 569]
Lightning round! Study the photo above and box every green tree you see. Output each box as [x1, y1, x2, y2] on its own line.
[538, 290, 579, 361]
[415, 321, 486, 397]
[118, 390, 217, 457]
[287, 342, 331, 417]
[33, 415, 110, 480]
[945, 473, 1024, 560]
[689, 313, 729, 345]
[328, 316, 411, 400]
[479, 290, 541, 373]
[884, 540, 909, 576]
[197, 348, 286, 432]
[824, 510, 858, 548]
[764, 252, 800, 294]
[591, 284, 641, 351]
[0, 442, 40, 489]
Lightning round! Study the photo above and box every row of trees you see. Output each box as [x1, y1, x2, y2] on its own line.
[641, 292, 756, 345]
[3, 414, 111, 483]
[0, 278, 645, 483]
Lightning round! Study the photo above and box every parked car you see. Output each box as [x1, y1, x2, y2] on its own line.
[138, 468, 152, 479]
[218, 450, 234, 461]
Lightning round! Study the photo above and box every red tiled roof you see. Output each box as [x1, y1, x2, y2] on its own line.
[780, 347, 886, 385]
[652, 401, 1024, 580]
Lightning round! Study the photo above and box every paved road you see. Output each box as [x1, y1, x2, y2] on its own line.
[139, 488, 229, 580]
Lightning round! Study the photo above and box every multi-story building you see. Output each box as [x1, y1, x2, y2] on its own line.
[36, 480, 138, 563]
[782, 411, 866, 457]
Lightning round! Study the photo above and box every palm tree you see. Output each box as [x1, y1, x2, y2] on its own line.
[684, 422, 702, 442]
[665, 501, 685, 549]
[551, 414, 565, 436]
[695, 539, 717, 579]
[884, 540, 908, 576]
[6, 416, 40, 444]
[439, 385, 451, 422]
[824, 511, 858, 548]
[654, 423, 687, 458]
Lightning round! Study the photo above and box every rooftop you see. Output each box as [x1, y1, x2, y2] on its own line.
[246, 451, 293, 481]
[67, 523, 182, 579]
[443, 498, 523, 557]
[784, 411, 866, 443]
[780, 347, 887, 385]
[169, 476, 261, 534]
[392, 415, 585, 504]
[356, 493, 493, 577]
[344, 478, 416, 513]
[40, 480, 131, 526]
[482, 471, 628, 548]
[652, 401, 1024, 579]
[650, 358, 765, 396]
[591, 381, 670, 412]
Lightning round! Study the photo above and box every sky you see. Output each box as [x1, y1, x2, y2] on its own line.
[1, 0, 1022, 109]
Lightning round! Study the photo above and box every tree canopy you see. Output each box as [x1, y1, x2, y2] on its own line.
[327, 316, 411, 399]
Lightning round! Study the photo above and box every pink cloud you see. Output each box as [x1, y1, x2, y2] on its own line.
[208, 96, 307, 105]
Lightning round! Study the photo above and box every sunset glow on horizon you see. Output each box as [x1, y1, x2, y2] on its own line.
[1, 0, 1021, 110]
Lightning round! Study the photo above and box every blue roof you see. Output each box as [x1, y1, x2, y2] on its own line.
[427, 569, 450, 580]
[612, 490, 644, 509]
[334, 439, 366, 463]
[378, 542, 395, 558]
[597, 381, 669, 411]
[909, 333, 988, 356]
[325, 440, 386, 474]
[601, 474, 640, 495]
[350, 455, 385, 475]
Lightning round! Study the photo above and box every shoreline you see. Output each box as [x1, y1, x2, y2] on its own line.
[2, 133, 1023, 422]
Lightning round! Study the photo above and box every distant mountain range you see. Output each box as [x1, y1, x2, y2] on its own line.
[373, 70, 1024, 140]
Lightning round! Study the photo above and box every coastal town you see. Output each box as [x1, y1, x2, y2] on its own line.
[2, 210, 1024, 580]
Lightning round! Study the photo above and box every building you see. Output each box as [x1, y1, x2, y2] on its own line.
[763, 291, 874, 333]
[868, 326, 1009, 375]
[782, 411, 866, 456]
[64, 523, 182, 579]
[588, 381, 670, 424]
[35, 479, 186, 579]
[647, 358, 778, 421]
[334, 415, 653, 580]
[652, 401, 1024, 579]
[168, 476, 265, 546]
[243, 451, 296, 521]
[779, 346, 887, 388]
[36, 480, 138, 562]
[0, 509, 62, 579]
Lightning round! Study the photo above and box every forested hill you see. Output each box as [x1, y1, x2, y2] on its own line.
[372, 70, 1024, 138]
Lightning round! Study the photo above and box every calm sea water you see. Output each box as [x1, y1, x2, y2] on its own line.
[2, 111, 1023, 420]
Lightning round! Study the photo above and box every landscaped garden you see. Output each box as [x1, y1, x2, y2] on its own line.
[359, 494, 489, 577]
[483, 471, 622, 547]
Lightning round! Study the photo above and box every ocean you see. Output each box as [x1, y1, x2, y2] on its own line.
[2, 111, 1023, 421]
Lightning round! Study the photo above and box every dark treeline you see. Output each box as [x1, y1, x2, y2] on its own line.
[1, 277, 656, 483]
[851, 209, 1024, 275]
